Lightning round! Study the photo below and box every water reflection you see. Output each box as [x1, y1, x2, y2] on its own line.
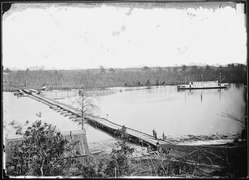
[184, 91, 186, 102]
[235, 83, 243, 88]
[218, 89, 221, 101]
[179, 88, 233, 103]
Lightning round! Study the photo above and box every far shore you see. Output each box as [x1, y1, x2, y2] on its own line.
[3, 83, 183, 92]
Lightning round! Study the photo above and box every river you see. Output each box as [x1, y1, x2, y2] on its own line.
[3, 84, 246, 150]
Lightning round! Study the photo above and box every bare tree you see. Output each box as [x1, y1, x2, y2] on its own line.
[73, 87, 98, 129]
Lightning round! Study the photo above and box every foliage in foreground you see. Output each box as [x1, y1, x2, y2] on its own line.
[105, 139, 135, 177]
[6, 118, 79, 176]
[5, 115, 247, 178]
[5, 116, 134, 177]
[6, 118, 136, 177]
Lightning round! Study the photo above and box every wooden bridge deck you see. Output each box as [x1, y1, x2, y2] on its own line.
[20, 89, 176, 148]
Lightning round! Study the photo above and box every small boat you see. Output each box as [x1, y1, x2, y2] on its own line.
[177, 80, 229, 90]
[30, 88, 40, 94]
[13, 89, 25, 96]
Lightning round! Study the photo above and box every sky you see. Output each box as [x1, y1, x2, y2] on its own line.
[2, 2, 247, 70]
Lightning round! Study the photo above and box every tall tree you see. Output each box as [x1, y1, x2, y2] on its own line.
[157, 67, 162, 72]
[181, 65, 187, 72]
[5, 68, 11, 73]
[109, 68, 115, 73]
[205, 65, 210, 70]
[74, 88, 98, 129]
[142, 66, 149, 71]
[99, 66, 105, 73]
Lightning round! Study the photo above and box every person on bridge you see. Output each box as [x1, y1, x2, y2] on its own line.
[121, 125, 127, 139]
[147, 144, 152, 153]
[121, 125, 126, 133]
[156, 140, 162, 154]
[162, 132, 166, 141]
[153, 129, 157, 140]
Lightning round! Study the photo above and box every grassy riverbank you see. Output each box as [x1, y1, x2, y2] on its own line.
[3, 64, 247, 91]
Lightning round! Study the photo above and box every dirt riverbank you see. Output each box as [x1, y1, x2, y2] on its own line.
[90, 134, 247, 178]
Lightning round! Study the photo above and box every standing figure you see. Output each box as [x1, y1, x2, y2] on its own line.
[121, 125, 127, 139]
[154, 130, 157, 140]
[147, 144, 151, 153]
[162, 133, 166, 141]
[121, 125, 126, 133]
[152, 129, 157, 140]
[152, 129, 155, 139]
[156, 140, 161, 153]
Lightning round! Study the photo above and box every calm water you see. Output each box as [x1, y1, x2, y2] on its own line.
[3, 84, 246, 144]
[92, 84, 246, 138]
[3, 91, 116, 153]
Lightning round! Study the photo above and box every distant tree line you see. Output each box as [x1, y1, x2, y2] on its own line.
[3, 64, 247, 91]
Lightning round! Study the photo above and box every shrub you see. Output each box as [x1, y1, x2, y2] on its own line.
[6, 119, 79, 176]
[105, 128, 134, 177]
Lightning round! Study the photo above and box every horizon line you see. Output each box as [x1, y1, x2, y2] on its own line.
[3, 62, 247, 71]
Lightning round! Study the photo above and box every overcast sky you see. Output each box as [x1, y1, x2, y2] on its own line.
[2, 2, 247, 70]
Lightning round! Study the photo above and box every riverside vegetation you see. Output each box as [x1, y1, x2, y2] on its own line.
[3, 64, 247, 91]
[5, 115, 247, 178]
